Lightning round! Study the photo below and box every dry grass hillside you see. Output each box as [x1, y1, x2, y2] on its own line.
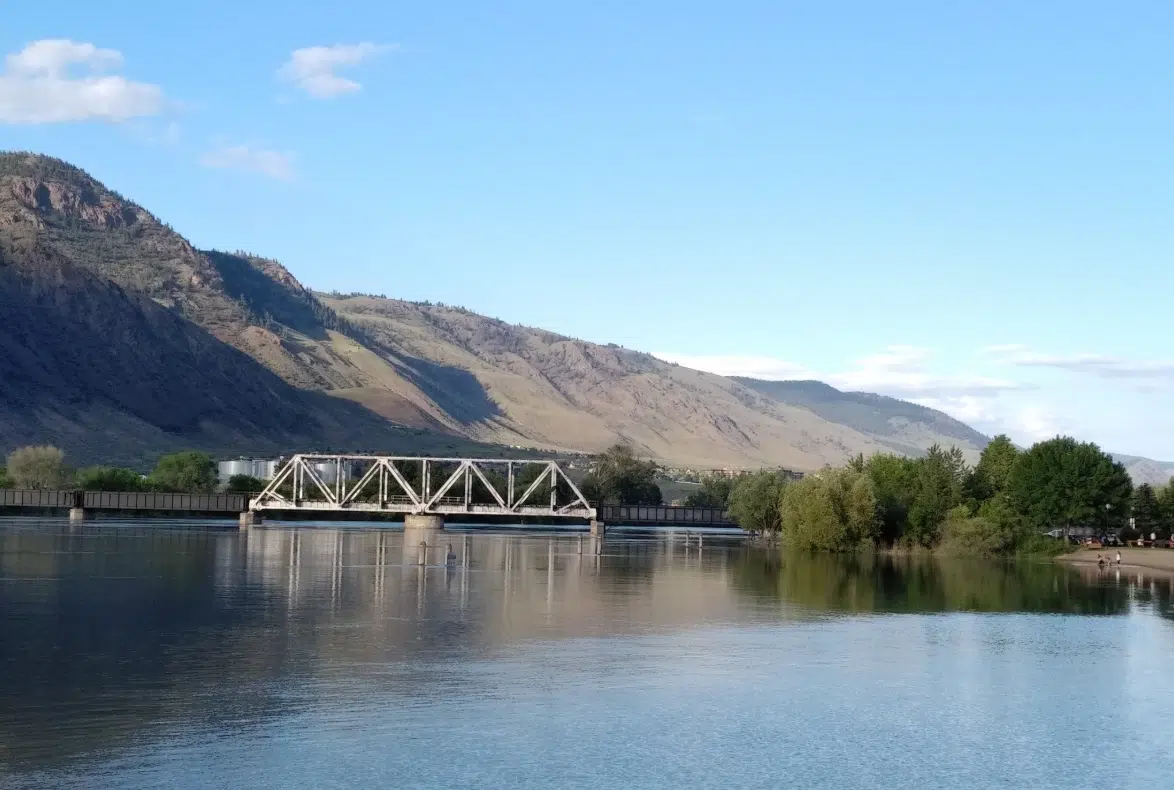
[323, 296, 984, 468]
[0, 151, 991, 469]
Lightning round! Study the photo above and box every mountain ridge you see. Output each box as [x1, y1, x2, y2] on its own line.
[0, 151, 1004, 469]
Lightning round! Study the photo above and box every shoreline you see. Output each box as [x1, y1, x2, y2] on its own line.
[1057, 546, 1174, 576]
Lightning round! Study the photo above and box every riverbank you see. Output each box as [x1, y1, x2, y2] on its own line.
[1058, 546, 1174, 575]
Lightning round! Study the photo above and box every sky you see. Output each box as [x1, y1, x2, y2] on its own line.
[2, 1, 1173, 459]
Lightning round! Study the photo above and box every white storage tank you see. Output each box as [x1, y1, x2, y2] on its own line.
[218, 458, 280, 484]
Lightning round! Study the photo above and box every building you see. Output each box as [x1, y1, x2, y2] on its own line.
[217, 458, 279, 485]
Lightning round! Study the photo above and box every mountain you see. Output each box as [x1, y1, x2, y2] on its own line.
[731, 379, 989, 459]
[0, 153, 497, 466]
[1111, 454, 1174, 487]
[0, 152, 990, 469]
[320, 297, 989, 467]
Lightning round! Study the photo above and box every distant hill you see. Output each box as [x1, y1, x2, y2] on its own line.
[0, 151, 995, 469]
[321, 296, 989, 466]
[0, 152, 500, 466]
[1111, 454, 1174, 487]
[732, 379, 989, 459]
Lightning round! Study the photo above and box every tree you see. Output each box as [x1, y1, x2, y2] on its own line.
[684, 475, 738, 508]
[939, 505, 1015, 557]
[864, 454, 917, 545]
[727, 471, 789, 534]
[975, 435, 1019, 495]
[0, 467, 11, 488]
[226, 474, 266, 494]
[1159, 481, 1174, 538]
[1131, 483, 1164, 538]
[149, 452, 217, 494]
[906, 445, 967, 547]
[76, 466, 146, 492]
[6, 445, 66, 489]
[779, 467, 879, 551]
[1007, 437, 1132, 534]
[579, 445, 662, 505]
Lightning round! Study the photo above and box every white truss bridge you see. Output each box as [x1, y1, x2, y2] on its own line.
[250, 454, 596, 520]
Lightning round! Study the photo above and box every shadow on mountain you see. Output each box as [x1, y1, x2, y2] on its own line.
[0, 242, 485, 466]
[734, 378, 989, 450]
[393, 354, 503, 426]
[205, 250, 501, 428]
[204, 250, 332, 340]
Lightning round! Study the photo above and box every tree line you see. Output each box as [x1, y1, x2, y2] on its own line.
[6, 439, 1170, 557]
[694, 436, 1169, 555]
[0, 446, 248, 494]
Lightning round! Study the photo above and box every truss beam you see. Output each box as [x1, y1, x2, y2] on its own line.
[250, 455, 596, 520]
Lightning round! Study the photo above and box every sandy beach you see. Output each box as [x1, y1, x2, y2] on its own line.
[1058, 546, 1174, 574]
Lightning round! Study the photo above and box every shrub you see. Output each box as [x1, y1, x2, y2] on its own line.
[728, 471, 789, 533]
[6, 446, 66, 489]
[75, 466, 147, 492]
[779, 468, 879, 551]
[149, 452, 217, 493]
[226, 474, 266, 494]
[939, 505, 1014, 557]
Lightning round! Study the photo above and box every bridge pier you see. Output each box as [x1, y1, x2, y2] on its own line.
[589, 520, 606, 538]
[239, 511, 262, 529]
[69, 507, 86, 523]
[404, 514, 444, 548]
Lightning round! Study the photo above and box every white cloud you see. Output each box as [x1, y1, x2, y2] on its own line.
[986, 344, 1174, 380]
[278, 43, 392, 98]
[0, 39, 164, 124]
[200, 145, 295, 182]
[1012, 405, 1067, 442]
[656, 344, 1174, 458]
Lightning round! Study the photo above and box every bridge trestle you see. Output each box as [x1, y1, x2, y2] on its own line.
[250, 454, 595, 521]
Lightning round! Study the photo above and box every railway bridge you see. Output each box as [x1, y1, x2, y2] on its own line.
[1, 454, 742, 533]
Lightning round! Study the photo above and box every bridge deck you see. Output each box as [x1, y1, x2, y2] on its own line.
[1, 489, 741, 529]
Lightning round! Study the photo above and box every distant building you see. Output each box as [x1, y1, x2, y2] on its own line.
[217, 458, 279, 484]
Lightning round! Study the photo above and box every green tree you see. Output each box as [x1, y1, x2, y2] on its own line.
[975, 435, 1019, 495]
[76, 466, 146, 492]
[149, 452, 217, 494]
[906, 445, 967, 547]
[0, 467, 11, 488]
[1131, 483, 1164, 538]
[727, 471, 789, 534]
[683, 475, 738, 508]
[1158, 481, 1174, 538]
[1007, 437, 1132, 534]
[940, 504, 1015, 556]
[779, 467, 880, 551]
[6, 445, 66, 489]
[864, 454, 917, 544]
[226, 474, 266, 494]
[579, 445, 662, 505]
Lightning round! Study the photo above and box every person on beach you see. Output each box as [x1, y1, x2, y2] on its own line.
[1097, 555, 1106, 569]
[1116, 550, 1122, 565]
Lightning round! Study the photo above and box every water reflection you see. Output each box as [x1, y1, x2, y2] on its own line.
[1, 519, 1171, 787]
[731, 552, 1135, 615]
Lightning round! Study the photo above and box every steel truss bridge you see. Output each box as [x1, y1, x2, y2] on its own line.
[250, 454, 596, 520]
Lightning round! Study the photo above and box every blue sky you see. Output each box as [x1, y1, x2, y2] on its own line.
[3, 1, 1173, 459]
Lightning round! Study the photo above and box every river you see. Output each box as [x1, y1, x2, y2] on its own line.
[2, 518, 1173, 788]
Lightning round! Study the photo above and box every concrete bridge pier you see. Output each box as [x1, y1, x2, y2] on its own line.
[239, 511, 262, 529]
[589, 520, 606, 538]
[69, 507, 86, 523]
[404, 514, 445, 565]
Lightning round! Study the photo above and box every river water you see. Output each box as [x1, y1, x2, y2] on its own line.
[2, 518, 1173, 789]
